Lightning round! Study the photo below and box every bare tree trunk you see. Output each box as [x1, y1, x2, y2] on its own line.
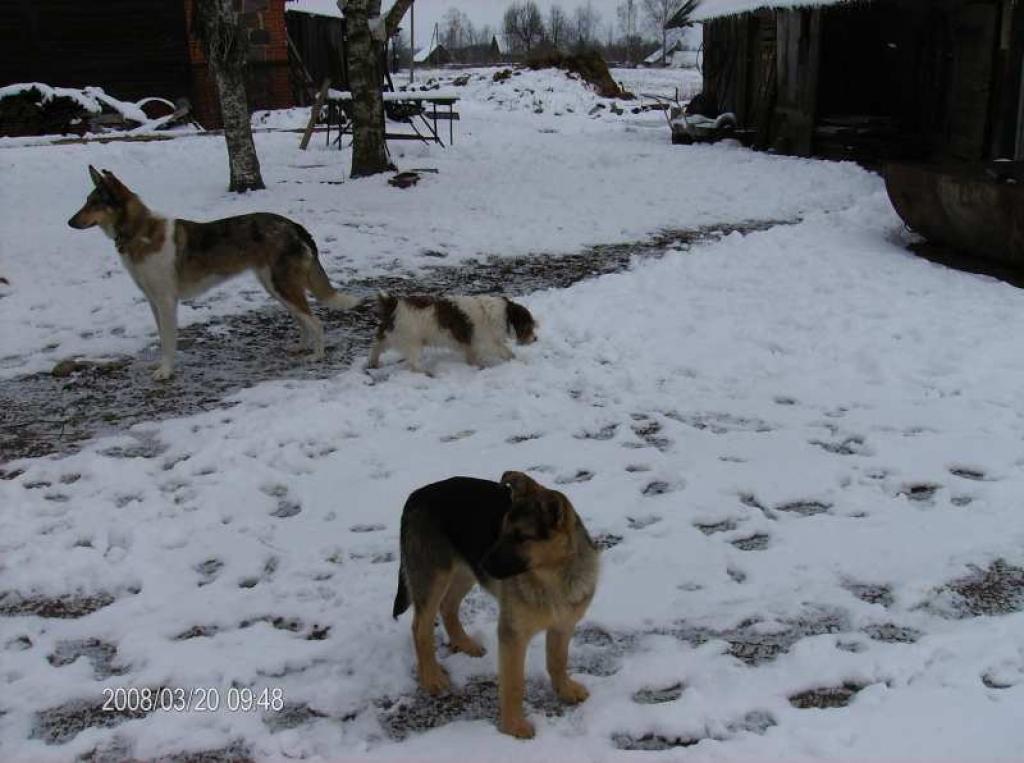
[345, 0, 390, 177]
[193, 0, 265, 192]
[341, 0, 417, 178]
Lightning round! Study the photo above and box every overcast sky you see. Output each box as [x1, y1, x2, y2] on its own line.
[400, 0, 650, 45]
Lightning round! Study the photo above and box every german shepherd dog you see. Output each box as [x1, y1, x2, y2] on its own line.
[67, 166, 360, 380]
[393, 472, 599, 738]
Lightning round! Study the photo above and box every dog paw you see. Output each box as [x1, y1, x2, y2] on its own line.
[555, 679, 589, 704]
[418, 667, 451, 695]
[499, 715, 535, 739]
[151, 365, 174, 381]
[450, 637, 486, 657]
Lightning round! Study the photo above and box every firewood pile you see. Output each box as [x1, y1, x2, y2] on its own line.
[0, 83, 194, 138]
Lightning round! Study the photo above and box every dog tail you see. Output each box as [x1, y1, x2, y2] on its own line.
[392, 562, 410, 619]
[295, 223, 360, 310]
[309, 259, 361, 309]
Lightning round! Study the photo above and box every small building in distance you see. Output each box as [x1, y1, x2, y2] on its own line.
[413, 42, 453, 67]
[643, 26, 702, 68]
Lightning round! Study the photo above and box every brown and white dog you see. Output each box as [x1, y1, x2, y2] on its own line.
[367, 292, 537, 374]
[68, 166, 360, 380]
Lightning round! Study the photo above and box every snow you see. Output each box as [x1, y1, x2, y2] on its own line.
[3, 65, 1024, 762]
[693, 0, 857, 21]
[284, 0, 343, 18]
[0, 83, 146, 124]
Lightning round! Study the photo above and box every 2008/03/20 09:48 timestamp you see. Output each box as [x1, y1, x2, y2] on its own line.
[102, 686, 285, 713]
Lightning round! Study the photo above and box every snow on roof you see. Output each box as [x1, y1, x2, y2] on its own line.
[493, 33, 513, 55]
[285, 0, 343, 18]
[643, 26, 702, 63]
[413, 42, 445, 63]
[691, 0, 856, 21]
[644, 42, 680, 64]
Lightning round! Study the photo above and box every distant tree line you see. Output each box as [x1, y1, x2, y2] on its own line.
[392, 0, 696, 68]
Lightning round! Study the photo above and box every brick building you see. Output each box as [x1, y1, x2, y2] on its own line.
[185, 0, 294, 127]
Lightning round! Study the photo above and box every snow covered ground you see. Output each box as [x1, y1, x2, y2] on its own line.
[2, 67, 1024, 762]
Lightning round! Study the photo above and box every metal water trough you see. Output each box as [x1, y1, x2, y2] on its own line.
[885, 162, 1024, 265]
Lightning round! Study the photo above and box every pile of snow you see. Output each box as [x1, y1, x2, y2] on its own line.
[419, 68, 636, 119]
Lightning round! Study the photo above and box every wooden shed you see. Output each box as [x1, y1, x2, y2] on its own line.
[284, 0, 348, 91]
[0, 0, 297, 130]
[697, 0, 1024, 163]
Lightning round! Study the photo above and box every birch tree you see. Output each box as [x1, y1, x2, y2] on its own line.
[340, 0, 416, 178]
[192, 0, 265, 192]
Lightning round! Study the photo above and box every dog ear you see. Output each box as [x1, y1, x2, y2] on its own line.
[501, 470, 544, 499]
[88, 165, 105, 188]
[101, 170, 134, 202]
[538, 492, 570, 531]
[504, 299, 536, 342]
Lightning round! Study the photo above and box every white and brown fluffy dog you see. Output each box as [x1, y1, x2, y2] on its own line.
[68, 166, 360, 380]
[367, 292, 537, 373]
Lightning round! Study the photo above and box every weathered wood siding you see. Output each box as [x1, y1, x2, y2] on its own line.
[773, 8, 820, 156]
[703, 10, 776, 148]
[701, 0, 1023, 162]
[285, 10, 348, 89]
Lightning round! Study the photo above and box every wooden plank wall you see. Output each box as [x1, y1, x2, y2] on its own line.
[285, 11, 348, 90]
[0, 0, 191, 102]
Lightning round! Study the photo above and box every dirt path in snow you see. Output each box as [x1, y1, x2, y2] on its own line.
[0, 220, 787, 465]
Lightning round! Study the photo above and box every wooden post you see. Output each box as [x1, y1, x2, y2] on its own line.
[409, 0, 415, 84]
[300, 79, 332, 150]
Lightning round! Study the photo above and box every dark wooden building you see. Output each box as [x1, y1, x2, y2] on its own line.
[698, 0, 1024, 162]
[284, 0, 348, 90]
[0, 0, 299, 129]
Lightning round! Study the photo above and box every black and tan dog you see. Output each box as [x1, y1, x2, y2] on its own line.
[393, 471, 599, 738]
[68, 166, 359, 380]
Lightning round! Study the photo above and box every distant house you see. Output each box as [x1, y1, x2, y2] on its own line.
[413, 42, 452, 66]
[696, 0, 1024, 162]
[643, 26, 702, 68]
[457, 36, 505, 65]
[0, 0, 298, 129]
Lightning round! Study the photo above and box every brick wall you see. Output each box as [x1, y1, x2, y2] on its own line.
[184, 0, 294, 128]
